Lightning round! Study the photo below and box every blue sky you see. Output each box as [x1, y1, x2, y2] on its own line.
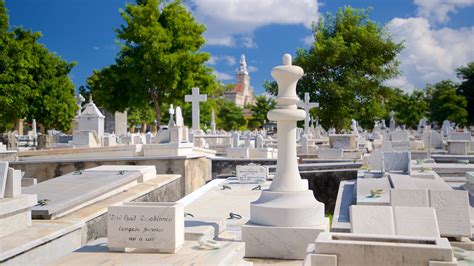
[5, 0, 474, 95]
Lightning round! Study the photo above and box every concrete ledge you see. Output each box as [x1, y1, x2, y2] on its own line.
[50, 238, 249, 265]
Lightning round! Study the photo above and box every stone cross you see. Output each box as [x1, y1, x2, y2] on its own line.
[185, 87, 207, 131]
[297, 92, 319, 135]
[168, 104, 175, 127]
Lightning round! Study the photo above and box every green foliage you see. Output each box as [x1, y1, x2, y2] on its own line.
[428, 80, 468, 126]
[0, 1, 76, 132]
[127, 105, 155, 128]
[248, 95, 276, 129]
[456, 62, 474, 125]
[266, 7, 402, 131]
[218, 100, 246, 131]
[390, 89, 429, 128]
[87, 0, 217, 128]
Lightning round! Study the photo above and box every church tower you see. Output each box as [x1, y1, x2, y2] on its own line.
[224, 54, 256, 108]
[235, 54, 250, 93]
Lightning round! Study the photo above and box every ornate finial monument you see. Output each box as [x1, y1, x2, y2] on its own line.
[242, 54, 327, 260]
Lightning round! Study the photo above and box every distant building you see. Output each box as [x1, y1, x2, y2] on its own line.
[224, 54, 256, 108]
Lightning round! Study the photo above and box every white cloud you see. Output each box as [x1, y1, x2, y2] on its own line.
[190, 0, 319, 47]
[213, 70, 233, 81]
[248, 65, 258, 72]
[93, 46, 100, 51]
[414, 0, 474, 24]
[302, 34, 314, 45]
[208, 55, 237, 66]
[242, 36, 257, 48]
[386, 17, 474, 91]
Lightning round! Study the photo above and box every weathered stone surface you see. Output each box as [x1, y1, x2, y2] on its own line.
[390, 189, 429, 207]
[350, 205, 395, 235]
[393, 206, 440, 237]
[107, 202, 184, 253]
[429, 190, 471, 237]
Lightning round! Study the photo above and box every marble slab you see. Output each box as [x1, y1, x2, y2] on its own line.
[429, 190, 471, 237]
[84, 165, 157, 183]
[350, 205, 395, 235]
[356, 177, 391, 206]
[184, 216, 227, 241]
[22, 170, 141, 218]
[0, 162, 8, 198]
[389, 174, 417, 189]
[107, 202, 184, 253]
[382, 151, 411, 173]
[309, 233, 454, 266]
[4, 168, 21, 198]
[390, 189, 429, 207]
[242, 220, 328, 260]
[393, 206, 440, 237]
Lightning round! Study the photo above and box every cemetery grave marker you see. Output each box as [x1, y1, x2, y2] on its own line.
[236, 164, 268, 183]
[108, 202, 184, 253]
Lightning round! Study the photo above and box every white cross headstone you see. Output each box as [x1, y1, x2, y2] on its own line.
[184, 87, 207, 131]
[297, 92, 319, 135]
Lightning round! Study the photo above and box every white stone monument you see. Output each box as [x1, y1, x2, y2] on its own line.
[210, 109, 216, 134]
[297, 92, 319, 135]
[389, 110, 396, 131]
[242, 54, 328, 260]
[73, 95, 105, 146]
[184, 87, 207, 131]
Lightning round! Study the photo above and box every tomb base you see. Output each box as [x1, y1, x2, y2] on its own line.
[304, 233, 456, 266]
[250, 189, 325, 227]
[242, 219, 329, 260]
[0, 194, 37, 238]
[143, 143, 194, 156]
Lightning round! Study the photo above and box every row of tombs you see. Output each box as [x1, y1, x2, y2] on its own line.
[1, 54, 474, 265]
[0, 155, 472, 265]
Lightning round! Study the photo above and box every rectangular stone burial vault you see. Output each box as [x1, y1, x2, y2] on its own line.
[23, 169, 142, 219]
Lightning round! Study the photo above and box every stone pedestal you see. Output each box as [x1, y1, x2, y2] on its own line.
[448, 140, 469, 155]
[242, 219, 329, 259]
[242, 54, 327, 260]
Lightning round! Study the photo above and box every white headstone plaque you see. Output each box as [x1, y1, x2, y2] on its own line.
[107, 202, 184, 253]
[237, 164, 267, 183]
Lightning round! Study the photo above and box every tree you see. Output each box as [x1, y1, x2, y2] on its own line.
[0, 1, 76, 132]
[87, 0, 217, 129]
[390, 89, 429, 128]
[428, 80, 468, 126]
[218, 100, 246, 131]
[248, 95, 276, 129]
[456, 62, 474, 125]
[265, 7, 402, 131]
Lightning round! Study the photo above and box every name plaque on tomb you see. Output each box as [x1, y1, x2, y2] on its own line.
[237, 164, 267, 183]
[107, 202, 184, 253]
